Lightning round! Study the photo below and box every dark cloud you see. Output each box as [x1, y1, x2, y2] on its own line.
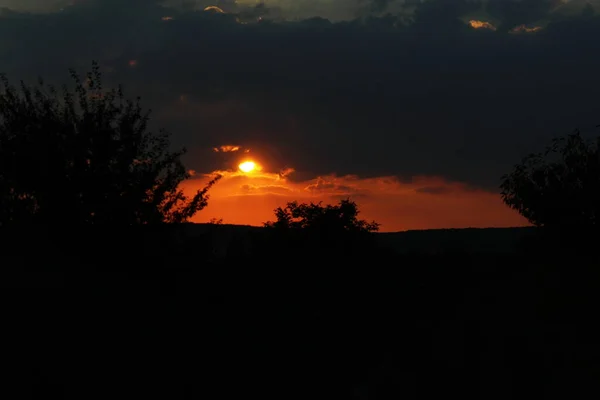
[361, 0, 396, 13]
[485, 0, 561, 29]
[2, 0, 600, 191]
[304, 178, 361, 195]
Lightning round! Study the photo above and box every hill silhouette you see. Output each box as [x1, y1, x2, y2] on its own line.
[4, 222, 599, 400]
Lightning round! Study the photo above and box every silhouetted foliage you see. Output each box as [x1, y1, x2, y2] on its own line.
[264, 198, 380, 233]
[0, 62, 220, 227]
[500, 129, 600, 229]
[257, 199, 380, 262]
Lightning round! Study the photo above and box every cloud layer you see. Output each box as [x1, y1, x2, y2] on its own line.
[2, 0, 600, 229]
[6, 1, 600, 21]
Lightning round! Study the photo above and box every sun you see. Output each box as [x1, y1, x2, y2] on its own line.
[239, 161, 256, 173]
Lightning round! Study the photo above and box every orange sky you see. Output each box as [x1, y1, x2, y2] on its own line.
[181, 148, 529, 232]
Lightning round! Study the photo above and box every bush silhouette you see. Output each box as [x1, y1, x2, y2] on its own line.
[258, 199, 380, 263]
[264, 198, 380, 233]
[500, 129, 600, 229]
[0, 62, 220, 227]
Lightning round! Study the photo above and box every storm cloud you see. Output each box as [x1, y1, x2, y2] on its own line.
[2, 0, 600, 191]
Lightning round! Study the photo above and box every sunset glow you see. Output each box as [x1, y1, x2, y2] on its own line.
[181, 168, 530, 232]
[239, 161, 257, 173]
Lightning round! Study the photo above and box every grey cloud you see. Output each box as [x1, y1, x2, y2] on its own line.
[0, 1, 69, 13]
[305, 178, 363, 195]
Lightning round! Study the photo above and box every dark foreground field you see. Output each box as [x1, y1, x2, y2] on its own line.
[3, 225, 599, 399]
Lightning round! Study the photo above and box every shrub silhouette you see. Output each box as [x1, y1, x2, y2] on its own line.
[0, 62, 220, 227]
[258, 199, 380, 263]
[500, 129, 600, 229]
[264, 198, 380, 233]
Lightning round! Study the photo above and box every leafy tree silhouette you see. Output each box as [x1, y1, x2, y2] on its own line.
[0, 62, 220, 227]
[259, 199, 380, 263]
[500, 129, 600, 229]
[264, 199, 380, 233]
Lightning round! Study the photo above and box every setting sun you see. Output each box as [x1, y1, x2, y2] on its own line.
[239, 161, 256, 173]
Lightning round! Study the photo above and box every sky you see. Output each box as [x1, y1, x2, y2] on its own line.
[1, 0, 599, 231]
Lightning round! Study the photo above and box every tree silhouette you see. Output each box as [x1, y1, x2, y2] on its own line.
[256, 198, 381, 264]
[0, 62, 220, 227]
[265, 199, 380, 233]
[257, 198, 379, 263]
[500, 129, 600, 229]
